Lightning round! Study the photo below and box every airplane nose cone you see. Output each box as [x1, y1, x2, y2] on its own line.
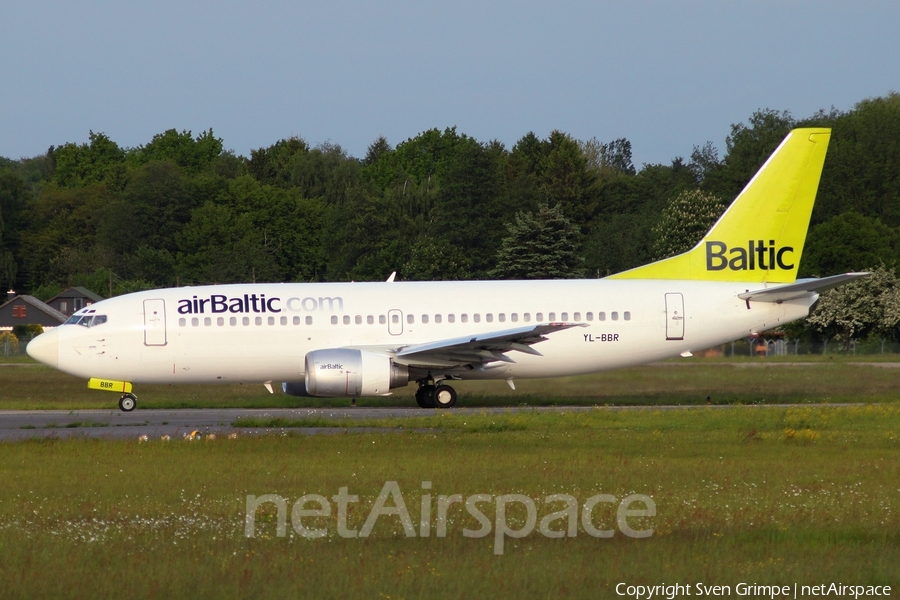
[26, 328, 58, 369]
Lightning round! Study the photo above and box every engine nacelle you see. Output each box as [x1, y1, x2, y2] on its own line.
[300, 349, 408, 397]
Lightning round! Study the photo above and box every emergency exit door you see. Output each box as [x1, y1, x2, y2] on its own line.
[665, 293, 684, 340]
[387, 309, 403, 336]
[143, 299, 167, 346]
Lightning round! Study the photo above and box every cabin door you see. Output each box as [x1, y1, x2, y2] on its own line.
[143, 299, 167, 346]
[665, 293, 685, 340]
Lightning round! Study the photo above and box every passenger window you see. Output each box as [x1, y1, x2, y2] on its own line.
[343, 315, 350, 325]
[524, 313, 531, 322]
[574, 312, 581, 321]
[392, 314, 399, 324]
[331, 316, 338, 325]
[486, 314, 493, 323]
[243, 317, 250, 326]
[611, 312, 619, 321]
[306, 316, 313, 325]
[204, 317, 212, 326]
[367, 315, 374, 325]
[230, 317, 237, 326]
[255, 316, 263, 326]
[408, 314, 415, 324]
[422, 314, 429, 324]
[179, 318, 186, 327]
[474, 314, 481, 323]
[561, 312, 568, 321]
[498, 313, 505, 323]
[268, 316, 275, 326]
[511, 313, 518, 322]
[549, 312, 556, 321]
[435, 314, 442, 324]
[461, 314, 468, 323]
[217, 317, 224, 326]
[624, 311, 631, 321]
[280, 316, 287, 325]
[191, 317, 199, 327]
[598, 312, 606, 321]
[355, 315, 362, 325]
[293, 316, 301, 325]
[448, 314, 455, 323]
[586, 312, 593, 321]
[536, 312, 543, 321]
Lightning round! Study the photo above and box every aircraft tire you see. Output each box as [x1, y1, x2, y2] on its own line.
[118, 393, 137, 412]
[433, 385, 457, 409]
[415, 385, 436, 409]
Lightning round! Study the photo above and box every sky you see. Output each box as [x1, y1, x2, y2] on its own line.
[1, 1, 898, 167]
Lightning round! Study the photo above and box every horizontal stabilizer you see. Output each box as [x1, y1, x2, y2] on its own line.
[738, 273, 871, 303]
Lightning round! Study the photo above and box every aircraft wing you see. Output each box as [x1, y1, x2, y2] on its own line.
[390, 323, 587, 368]
[738, 273, 871, 303]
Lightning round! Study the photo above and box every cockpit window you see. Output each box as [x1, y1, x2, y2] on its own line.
[64, 313, 107, 327]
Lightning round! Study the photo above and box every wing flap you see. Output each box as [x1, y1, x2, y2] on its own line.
[394, 322, 586, 368]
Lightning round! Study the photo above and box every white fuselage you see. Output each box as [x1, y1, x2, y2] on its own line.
[45, 279, 814, 386]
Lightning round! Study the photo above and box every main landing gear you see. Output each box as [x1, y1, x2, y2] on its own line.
[118, 393, 137, 412]
[415, 380, 457, 409]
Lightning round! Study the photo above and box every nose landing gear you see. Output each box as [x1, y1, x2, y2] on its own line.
[118, 393, 137, 412]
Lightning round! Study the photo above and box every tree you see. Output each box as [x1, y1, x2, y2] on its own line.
[811, 93, 900, 226]
[20, 184, 109, 288]
[176, 202, 281, 284]
[688, 141, 720, 184]
[402, 237, 471, 281]
[806, 266, 900, 344]
[428, 137, 506, 276]
[491, 204, 583, 279]
[119, 160, 194, 253]
[223, 176, 327, 282]
[290, 142, 362, 205]
[651, 189, 725, 260]
[539, 131, 598, 228]
[800, 212, 897, 277]
[49, 132, 126, 188]
[248, 137, 309, 187]
[0, 169, 28, 289]
[132, 129, 224, 174]
[323, 187, 414, 281]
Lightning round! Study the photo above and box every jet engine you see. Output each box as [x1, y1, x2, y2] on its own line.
[283, 349, 409, 397]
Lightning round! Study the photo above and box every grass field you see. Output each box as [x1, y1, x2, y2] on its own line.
[2, 354, 900, 410]
[1, 406, 898, 598]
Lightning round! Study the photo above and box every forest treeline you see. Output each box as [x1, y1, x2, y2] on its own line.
[1, 93, 899, 320]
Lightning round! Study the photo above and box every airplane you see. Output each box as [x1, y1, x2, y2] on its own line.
[26, 128, 868, 411]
